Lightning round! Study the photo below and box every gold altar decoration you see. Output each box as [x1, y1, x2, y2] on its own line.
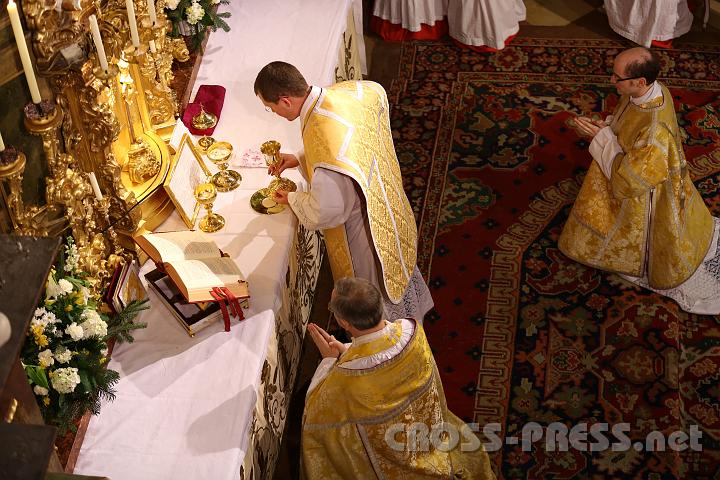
[206, 141, 241, 192]
[251, 140, 296, 215]
[0, 0, 190, 289]
[195, 182, 225, 233]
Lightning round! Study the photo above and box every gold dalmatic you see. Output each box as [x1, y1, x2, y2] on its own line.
[301, 81, 417, 303]
[302, 320, 496, 479]
[559, 84, 713, 289]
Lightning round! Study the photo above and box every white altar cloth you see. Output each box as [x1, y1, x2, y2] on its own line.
[191, 0, 363, 157]
[75, 167, 305, 480]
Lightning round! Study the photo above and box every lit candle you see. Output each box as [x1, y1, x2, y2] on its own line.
[88, 15, 109, 72]
[7, 0, 41, 103]
[125, 0, 140, 47]
[88, 172, 103, 201]
[0, 131, 5, 152]
[149, 40, 157, 53]
[147, 0, 157, 25]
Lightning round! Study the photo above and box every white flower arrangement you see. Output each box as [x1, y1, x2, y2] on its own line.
[50, 367, 81, 394]
[65, 322, 84, 341]
[22, 236, 148, 433]
[185, 1, 205, 25]
[165, 0, 231, 51]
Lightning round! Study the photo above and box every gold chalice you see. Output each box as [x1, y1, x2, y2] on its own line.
[194, 182, 225, 232]
[251, 140, 296, 214]
[207, 141, 241, 192]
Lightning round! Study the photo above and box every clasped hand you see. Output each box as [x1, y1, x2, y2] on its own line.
[307, 323, 347, 359]
[574, 116, 605, 138]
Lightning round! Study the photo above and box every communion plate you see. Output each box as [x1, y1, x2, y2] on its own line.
[250, 189, 285, 215]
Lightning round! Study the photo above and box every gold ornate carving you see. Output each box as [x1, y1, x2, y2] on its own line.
[8, 0, 187, 283]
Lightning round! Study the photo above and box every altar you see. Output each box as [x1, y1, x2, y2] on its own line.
[73, 1, 365, 478]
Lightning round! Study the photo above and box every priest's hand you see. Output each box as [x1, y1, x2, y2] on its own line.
[273, 190, 289, 204]
[574, 116, 603, 138]
[308, 323, 347, 359]
[268, 153, 299, 176]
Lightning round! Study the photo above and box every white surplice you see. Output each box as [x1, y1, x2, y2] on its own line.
[587, 82, 720, 314]
[604, 0, 693, 47]
[373, 0, 447, 31]
[447, 0, 526, 49]
[288, 87, 434, 321]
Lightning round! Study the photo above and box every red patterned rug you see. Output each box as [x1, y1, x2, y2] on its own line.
[390, 38, 720, 479]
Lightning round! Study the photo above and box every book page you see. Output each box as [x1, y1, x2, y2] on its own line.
[140, 231, 219, 263]
[170, 257, 244, 293]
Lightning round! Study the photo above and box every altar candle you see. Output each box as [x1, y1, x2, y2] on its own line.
[88, 172, 103, 201]
[0, 131, 5, 152]
[88, 15, 109, 72]
[149, 40, 157, 53]
[125, 0, 140, 47]
[147, 0, 157, 25]
[7, 0, 41, 103]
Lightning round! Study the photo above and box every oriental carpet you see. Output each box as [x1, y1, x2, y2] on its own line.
[389, 38, 720, 479]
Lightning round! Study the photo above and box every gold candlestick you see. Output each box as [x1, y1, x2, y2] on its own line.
[194, 182, 225, 232]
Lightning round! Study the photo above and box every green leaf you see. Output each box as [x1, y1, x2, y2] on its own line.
[25, 365, 50, 389]
[79, 370, 92, 393]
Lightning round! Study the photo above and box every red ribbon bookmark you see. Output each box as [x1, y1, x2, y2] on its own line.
[210, 287, 246, 332]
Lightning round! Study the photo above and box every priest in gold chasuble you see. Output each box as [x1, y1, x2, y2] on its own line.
[562, 47, 720, 314]
[302, 278, 496, 480]
[255, 62, 433, 320]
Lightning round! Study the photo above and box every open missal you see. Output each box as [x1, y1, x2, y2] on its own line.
[134, 230, 249, 303]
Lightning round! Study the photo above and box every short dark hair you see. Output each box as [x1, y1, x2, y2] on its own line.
[624, 48, 661, 84]
[329, 277, 384, 331]
[253, 61, 309, 103]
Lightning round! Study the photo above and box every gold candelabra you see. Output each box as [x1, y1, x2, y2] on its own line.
[1, 0, 190, 289]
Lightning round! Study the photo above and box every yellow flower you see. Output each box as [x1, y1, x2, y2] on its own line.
[45, 299, 55, 306]
[75, 296, 85, 305]
[36, 335, 49, 347]
[65, 304, 74, 312]
[43, 397, 50, 406]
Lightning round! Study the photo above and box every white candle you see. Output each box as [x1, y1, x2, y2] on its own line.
[88, 15, 109, 72]
[88, 172, 103, 201]
[149, 40, 157, 53]
[125, 0, 140, 47]
[0, 131, 5, 152]
[7, 0, 41, 103]
[147, 0, 157, 25]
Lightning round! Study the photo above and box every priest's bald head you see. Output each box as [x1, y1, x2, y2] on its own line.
[254, 61, 310, 121]
[611, 47, 661, 97]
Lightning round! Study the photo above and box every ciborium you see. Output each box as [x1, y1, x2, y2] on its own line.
[251, 140, 296, 214]
[192, 104, 218, 130]
[206, 141, 241, 192]
[194, 182, 225, 232]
